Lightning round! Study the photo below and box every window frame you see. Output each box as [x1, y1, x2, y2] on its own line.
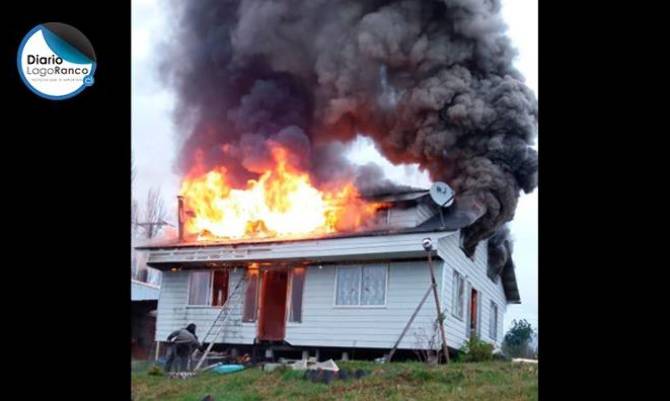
[451, 269, 465, 320]
[242, 268, 261, 323]
[186, 271, 213, 307]
[333, 264, 389, 308]
[186, 270, 230, 308]
[286, 267, 307, 324]
[489, 301, 498, 340]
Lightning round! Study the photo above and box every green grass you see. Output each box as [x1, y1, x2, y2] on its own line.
[131, 360, 537, 401]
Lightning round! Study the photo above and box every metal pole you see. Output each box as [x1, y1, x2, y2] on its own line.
[427, 251, 450, 364]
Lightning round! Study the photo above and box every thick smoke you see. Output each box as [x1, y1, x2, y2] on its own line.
[486, 225, 513, 280]
[161, 0, 538, 255]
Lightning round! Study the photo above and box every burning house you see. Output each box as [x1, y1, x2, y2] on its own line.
[136, 0, 537, 360]
[138, 184, 519, 357]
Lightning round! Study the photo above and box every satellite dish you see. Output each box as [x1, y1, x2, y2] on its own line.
[429, 182, 454, 207]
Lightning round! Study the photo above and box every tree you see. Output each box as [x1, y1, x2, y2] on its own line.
[502, 319, 536, 358]
[131, 151, 139, 236]
[142, 187, 168, 239]
[131, 152, 139, 278]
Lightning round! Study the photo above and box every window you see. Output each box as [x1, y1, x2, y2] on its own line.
[242, 268, 260, 322]
[335, 265, 387, 306]
[211, 270, 229, 306]
[188, 271, 211, 305]
[188, 270, 229, 306]
[288, 267, 306, 322]
[489, 301, 498, 340]
[451, 270, 465, 319]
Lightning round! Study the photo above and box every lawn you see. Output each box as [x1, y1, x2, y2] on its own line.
[131, 360, 537, 401]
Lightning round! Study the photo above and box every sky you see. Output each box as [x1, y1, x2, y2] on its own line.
[131, 0, 538, 333]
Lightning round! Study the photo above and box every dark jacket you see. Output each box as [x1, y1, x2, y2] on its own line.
[167, 328, 200, 348]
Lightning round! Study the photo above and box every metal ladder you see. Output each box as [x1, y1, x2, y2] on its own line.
[193, 272, 247, 371]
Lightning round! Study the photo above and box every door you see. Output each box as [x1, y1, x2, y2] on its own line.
[467, 288, 479, 339]
[257, 270, 289, 341]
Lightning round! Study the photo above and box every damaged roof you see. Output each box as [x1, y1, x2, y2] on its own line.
[361, 187, 429, 203]
[500, 260, 521, 304]
[137, 186, 521, 304]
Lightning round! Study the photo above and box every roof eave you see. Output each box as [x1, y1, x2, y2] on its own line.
[140, 230, 457, 271]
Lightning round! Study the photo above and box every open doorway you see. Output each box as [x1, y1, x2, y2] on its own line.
[257, 270, 289, 341]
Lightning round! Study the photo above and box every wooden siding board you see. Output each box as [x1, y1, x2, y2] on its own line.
[154, 231, 509, 351]
[437, 234, 507, 349]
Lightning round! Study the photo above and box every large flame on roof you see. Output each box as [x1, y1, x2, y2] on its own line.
[179, 145, 383, 241]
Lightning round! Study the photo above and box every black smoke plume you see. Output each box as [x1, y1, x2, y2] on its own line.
[487, 224, 513, 279]
[161, 0, 538, 256]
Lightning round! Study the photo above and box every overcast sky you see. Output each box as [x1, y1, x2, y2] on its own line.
[132, 0, 538, 333]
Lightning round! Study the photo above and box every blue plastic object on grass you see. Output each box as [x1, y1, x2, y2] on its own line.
[213, 364, 245, 374]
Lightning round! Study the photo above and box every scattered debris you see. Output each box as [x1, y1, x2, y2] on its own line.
[285, 358, 340, 372]
[199, 351, 251, 366]
[263, 363, 283, 373]
[512, 358, 538, 364]
[291, 359, 307, 370]
[200, 362, 223, 372]
[313, 359, 339, 372]
[168, 372, 196, 379]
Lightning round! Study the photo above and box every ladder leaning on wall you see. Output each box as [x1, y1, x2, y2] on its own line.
[192, 271, 248, 371]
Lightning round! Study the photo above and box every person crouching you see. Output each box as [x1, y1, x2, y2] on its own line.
[165, 323, 201, 372]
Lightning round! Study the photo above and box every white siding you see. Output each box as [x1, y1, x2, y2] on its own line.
[131, 280, 160, 301]
[437, 234, 507, 350]
[386, 204, 436, 228]
[155, 268, 256, 344]
[285, 261, 443, 349]
[154, 231, 509, 351]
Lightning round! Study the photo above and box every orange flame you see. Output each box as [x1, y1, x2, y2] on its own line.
[179, 146, 383, 241]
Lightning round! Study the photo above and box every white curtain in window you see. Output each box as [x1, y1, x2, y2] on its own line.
[452, 271, 464, 319]
[451, 271, 458, 316]
[188, 271, 211, 305]
[336, 266, 360, 305]
[361, 265, 386, 305]
[458, 276, 464, 318]
[489, 302, 498, 339]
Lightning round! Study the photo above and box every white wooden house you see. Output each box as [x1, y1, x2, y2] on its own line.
[137, 189, 520, 356]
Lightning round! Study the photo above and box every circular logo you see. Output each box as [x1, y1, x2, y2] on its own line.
[17, 22, 96, 100]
